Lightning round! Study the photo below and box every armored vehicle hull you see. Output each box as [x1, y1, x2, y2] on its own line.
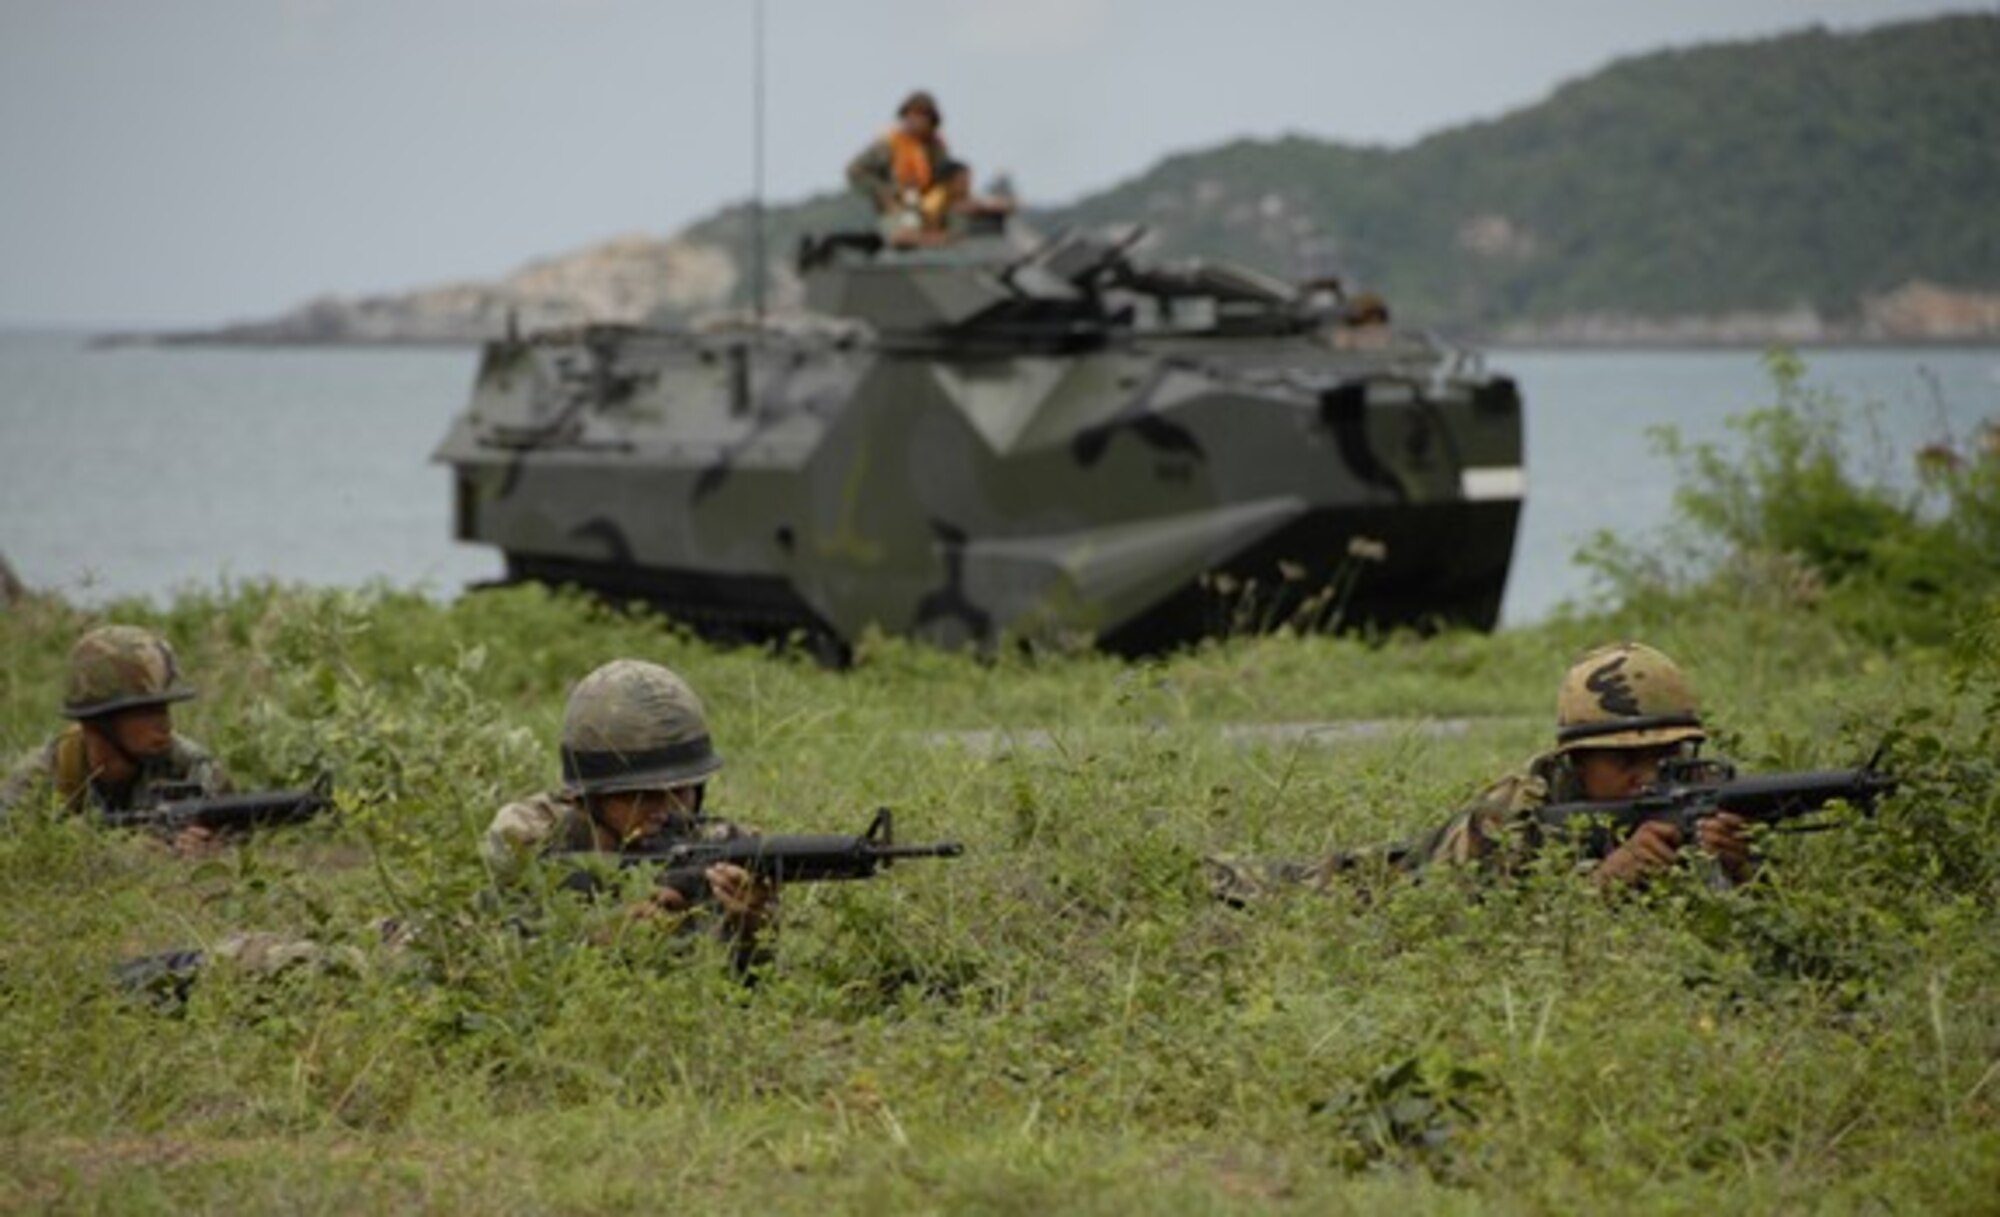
[435, 228, 1523, 655]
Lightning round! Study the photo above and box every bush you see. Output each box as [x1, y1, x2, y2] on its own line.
[6, 361, 2000, 1210]
[1581, 350, 2000, 646]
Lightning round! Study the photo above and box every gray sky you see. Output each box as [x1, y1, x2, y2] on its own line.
[0, 0, 1978, 327]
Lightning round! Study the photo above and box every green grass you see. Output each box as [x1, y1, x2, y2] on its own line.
[5, 365, 2000, 1212]
[2, 579, 1996, 1214]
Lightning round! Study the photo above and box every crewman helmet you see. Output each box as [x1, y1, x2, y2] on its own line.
[559, 659, 723, 795]
[62, 625, 197, 720]
[898, 89, 942, 125]
[1554, 642, 1705, 753]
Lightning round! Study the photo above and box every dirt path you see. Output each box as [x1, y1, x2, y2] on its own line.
[917, 716, 1518, 756]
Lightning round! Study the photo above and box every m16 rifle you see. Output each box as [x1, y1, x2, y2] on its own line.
[555, 807, 963, 902]
[99, 773, 335, 836]
[1532, 753, 1897, 860]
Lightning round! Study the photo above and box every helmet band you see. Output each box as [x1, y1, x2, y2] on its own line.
[1556, 712, 1702, 745]
[562, 735, 717, 786]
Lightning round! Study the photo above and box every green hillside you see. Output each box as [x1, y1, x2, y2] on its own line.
[1051, 14, 2000, 329]
[189, 14, 2000, 345]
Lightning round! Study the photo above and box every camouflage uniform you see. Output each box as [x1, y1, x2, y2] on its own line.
[0, 625, 231, 819]
[846, 132, 957, 206]
[116, 928, 388, 1009]
[157, 780, 765, 999]
[115, 658, 768, 1004]
[480, 789, 752, 889]
[847, 89, 970, 239]
[482, 655, 731, 882]
[1206, 750, 1588, 902]
[1390, 750, 1590, 874]
[1208, 642, 1713, 901]
[0, 729, 229, 818]
[481, 658, 773, 968]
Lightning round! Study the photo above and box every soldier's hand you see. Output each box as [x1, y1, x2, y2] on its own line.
[1593, 820, 1683, 887]
[588, 887, 684, 944]
[169, 824, 224, 860]
[632, 886, 691, 920]
[1697, 811, 1755, 883]
[707, 863, 775, 932]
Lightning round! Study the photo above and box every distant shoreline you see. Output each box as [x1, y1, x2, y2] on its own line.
[12, 317, 1997, 355]
[1483, 337, 2000, 354]
[58, 329, 2000, 355]
[85, 332, 485, 352]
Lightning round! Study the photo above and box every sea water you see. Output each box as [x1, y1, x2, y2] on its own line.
[1, 334, 1995, 626]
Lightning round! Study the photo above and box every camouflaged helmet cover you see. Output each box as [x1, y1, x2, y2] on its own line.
[1555, 642, 1705, 753]
[62, 625, 197, 720]
[559, 659, 723, 795]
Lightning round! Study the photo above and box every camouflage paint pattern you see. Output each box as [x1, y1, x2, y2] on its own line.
[559, 659, 722, 795]
[434, 225, 1525, 653]
[1553, 641, 1707, 752]
[1202, 750, 1585, 902]
[62, 625, 197, 719]
[0, 728, 230, 817]
[480, 789, 751, 888]
[1206, 642, 1717, 899]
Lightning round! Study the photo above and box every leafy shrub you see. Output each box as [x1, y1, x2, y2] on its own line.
[1583, 350, 2000, 646]
[7, 454, 2000, 1208]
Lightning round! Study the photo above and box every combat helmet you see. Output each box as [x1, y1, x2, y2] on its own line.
[62, 625, 197, 720]
[1554, 642, 1705, 753]
[559, 659, 723, 795]
[898, 89, 941, 124]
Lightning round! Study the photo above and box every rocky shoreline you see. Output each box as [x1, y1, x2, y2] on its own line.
[105, 249, 2000, 350]
[97, 228, 2000, 352]
[107, 282, 2000, 354]
[104, 232, 751, 349]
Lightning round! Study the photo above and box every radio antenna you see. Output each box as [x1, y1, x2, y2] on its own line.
[750, 0, 768, 326]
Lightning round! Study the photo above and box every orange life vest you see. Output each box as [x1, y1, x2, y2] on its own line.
[886, 128, 944, 193]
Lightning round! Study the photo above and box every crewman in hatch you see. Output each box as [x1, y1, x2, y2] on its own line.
[847, 89, 1007, 245]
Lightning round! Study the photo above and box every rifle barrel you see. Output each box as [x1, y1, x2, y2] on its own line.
[101, 786, 332, 832]
[1534, 762, 1895, 849]
[876, 842, 965, 859]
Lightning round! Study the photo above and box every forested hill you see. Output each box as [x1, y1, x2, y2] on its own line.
[1053, 13, 2000, 338]
[170, 14, 2000, 345]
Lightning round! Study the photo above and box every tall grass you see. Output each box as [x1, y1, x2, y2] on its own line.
[2, 357, 1997, 1213]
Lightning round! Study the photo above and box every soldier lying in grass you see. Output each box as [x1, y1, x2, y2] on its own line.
[0, 624, 232, 856]
[117, 658, 777, 1005]
[481, 658, 777, 963]
[1206, 643, 1755, 901]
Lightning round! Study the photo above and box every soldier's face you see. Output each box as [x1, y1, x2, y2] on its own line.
[900, 108, 936, 138]
[108, 705, 173, 760]
[598, 785, 702, 845]
[1575, 745, 1676, 800]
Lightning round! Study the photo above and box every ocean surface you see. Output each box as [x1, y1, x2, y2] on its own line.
[1, 334, 1996, 627]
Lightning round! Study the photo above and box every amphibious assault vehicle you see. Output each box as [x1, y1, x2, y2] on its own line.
[434, 224, 1524, 656]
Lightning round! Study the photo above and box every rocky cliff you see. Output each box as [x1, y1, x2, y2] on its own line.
[176, 233, 744, 345]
